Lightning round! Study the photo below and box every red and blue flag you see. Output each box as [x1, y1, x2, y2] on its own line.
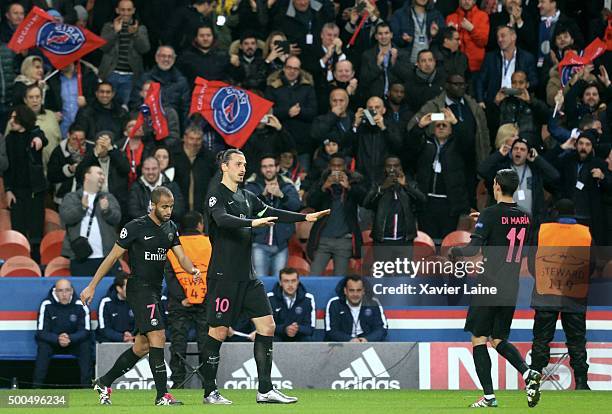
[190, 77, 273, 149]
[129, 82, 169, 141]
[558, 38, 606, 87]
[8, 7, 106, 69]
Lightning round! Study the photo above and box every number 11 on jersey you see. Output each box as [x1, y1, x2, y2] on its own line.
[505, 227, 526, 263]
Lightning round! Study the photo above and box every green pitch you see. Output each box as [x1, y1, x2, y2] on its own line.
[1, 389, 611, 413]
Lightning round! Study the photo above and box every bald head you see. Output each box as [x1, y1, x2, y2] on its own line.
[366, 96, 386, 116]
[54, 279, 73, 305]
[334, 60, 354, 83]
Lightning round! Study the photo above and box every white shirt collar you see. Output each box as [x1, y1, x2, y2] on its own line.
[445, 95, 465, 106]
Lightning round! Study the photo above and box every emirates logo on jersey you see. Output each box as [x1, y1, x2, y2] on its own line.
[144, 248, 167, 262]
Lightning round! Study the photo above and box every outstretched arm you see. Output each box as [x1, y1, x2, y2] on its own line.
[249, 190, 330, 223]
[263, 206, 331, 223]
[212, 208, 278, 228]
[80, 244, 126, 305]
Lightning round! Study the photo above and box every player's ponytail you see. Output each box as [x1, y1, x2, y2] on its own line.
[218, 148, 245, 170]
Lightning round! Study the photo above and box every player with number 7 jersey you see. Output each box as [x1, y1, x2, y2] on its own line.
[80, 187, 203, 406]
[449, 169, 541, 409]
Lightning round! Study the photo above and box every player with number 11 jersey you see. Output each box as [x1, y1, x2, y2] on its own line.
[450, 169, 541, 409]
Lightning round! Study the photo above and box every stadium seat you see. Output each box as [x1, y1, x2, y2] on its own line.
[0, 208, 10, 231]
[44, 256, 71, 277]
[119, 258, 131, 274]
[324, 259, 334, 276]
[413, 231, 436, 260]
[44, 208, 62, 235]
[348, 258, 362, 276]
[418, 255, 449, 276]
[0, 230, 31, 260]
[0, 256, 41, 277]
[40, 230, 66, 265]
[520, 257, 530, 277]
[295, 220, 313, 242]
[476, 180, 489, 212]
[602, 260, 612, 279]
[361, 230, 372, 246]
[440, 230, 471, 257]
[0, 177, 7, 209]
[287, 255, 310, 275]
[288, 235, 305, 257]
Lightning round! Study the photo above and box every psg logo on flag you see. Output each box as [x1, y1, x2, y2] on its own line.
[560, 65, 581, 87]
[211, 86, 252, 134]
[140, 103, 156, 128]
[36, 22, 85, 55]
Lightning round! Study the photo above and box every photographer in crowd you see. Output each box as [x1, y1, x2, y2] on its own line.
[351, 96, 402, 186]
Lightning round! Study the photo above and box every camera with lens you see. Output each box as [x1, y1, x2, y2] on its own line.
[362, 109, 377, 126]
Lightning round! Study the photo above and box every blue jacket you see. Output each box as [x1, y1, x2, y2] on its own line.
[389, 1, 446, 54]
[267, 282, 315, 341]
[325, 279, 387, 342]
[35, 287, 90, 346]
[97, 285, 135, 342]
[475, 48, 538, 104]
[245, 173, 301, 249]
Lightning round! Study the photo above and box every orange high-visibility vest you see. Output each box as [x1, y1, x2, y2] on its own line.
[535, 222, 591, 298]
[167, 234, 211, 304]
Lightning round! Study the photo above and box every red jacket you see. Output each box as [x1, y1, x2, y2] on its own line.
[446, 6, 490, 72]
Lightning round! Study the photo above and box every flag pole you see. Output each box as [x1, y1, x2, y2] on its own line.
[43, 69, 59, 82]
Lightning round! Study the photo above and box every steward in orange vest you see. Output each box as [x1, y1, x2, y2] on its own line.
[167, 234, 210, 305]
[527, 199, 593, 390]
[164, 211, 211, 388]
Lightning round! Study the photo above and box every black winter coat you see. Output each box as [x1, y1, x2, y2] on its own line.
[477, 151, 560, 225]
[172, 146, 216, 214]
[47, 139, 95, 202]
[265, 71, 318, 154]
[4, 128, 47, 193]
[403, 68, 446, 113]
[97, 285, 135, 342]
[232, 49, 269, 91]
[310, 111, 354, 149]
[498, 96, 550, 150]
[363, 180, 426, 242]
[47, 64, 99, 113]
[127, 176, 186, 221]
[352, 122, 402, 185]
[306, 171, 367, 259]
[359, 46, 411, 100]
[74, 100, 129, 143]
[176, 45, 232, 85]
[129, 66, 190, 121]
[273, 0, 335, 73]
[36, 287, 90, 346]
[325, 278, 387, 342]
[545, 146, 612, 245]
[406, 124, 471, 216]
[242, 126, 296, 177]
[268, 282, 315, 341]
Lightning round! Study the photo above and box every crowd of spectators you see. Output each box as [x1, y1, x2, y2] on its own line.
[0, 0, 609, 277]
[6, 0, 608, 387]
